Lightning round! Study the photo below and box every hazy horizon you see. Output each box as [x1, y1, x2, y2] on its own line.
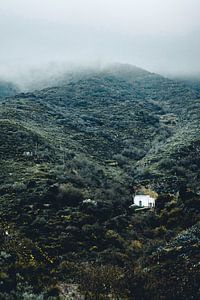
[1, 0, 200, 83]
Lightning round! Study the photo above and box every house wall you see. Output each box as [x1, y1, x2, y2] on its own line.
[134, 195, 155, 207]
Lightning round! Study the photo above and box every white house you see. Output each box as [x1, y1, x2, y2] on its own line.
[83, 199, 97, 206]
[133, 195, 155, 208]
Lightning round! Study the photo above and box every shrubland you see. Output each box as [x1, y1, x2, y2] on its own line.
[0, 64, 199, 299]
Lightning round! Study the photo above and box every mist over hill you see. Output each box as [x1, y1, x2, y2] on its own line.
[0, 80, 19, 98]
[0, 63, 199, 299]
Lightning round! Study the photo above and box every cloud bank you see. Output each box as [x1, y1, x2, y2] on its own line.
[0, 0, 200, 79]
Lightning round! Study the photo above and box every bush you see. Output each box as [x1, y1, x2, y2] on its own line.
[156, 194, 174, 211]
[56, 184, 84, 206]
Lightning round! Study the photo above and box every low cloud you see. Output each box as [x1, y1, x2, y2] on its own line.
[0, 0, 200, 83]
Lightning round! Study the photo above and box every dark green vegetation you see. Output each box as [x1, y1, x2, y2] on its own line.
[0, 64, 199, 299]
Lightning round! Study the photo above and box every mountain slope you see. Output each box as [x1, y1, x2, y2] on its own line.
[0, 64, 199, 298]
[0, 65, 199, 192]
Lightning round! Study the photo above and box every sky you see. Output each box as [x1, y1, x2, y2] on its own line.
[0, 0, 200, 80]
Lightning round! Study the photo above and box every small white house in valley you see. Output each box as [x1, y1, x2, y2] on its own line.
[133, 195, 155, 208]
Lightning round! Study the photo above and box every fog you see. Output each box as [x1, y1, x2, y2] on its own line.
[0, 0, 200, 84]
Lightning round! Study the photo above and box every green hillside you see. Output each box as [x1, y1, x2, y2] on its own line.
[0, 65, 199, 299]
